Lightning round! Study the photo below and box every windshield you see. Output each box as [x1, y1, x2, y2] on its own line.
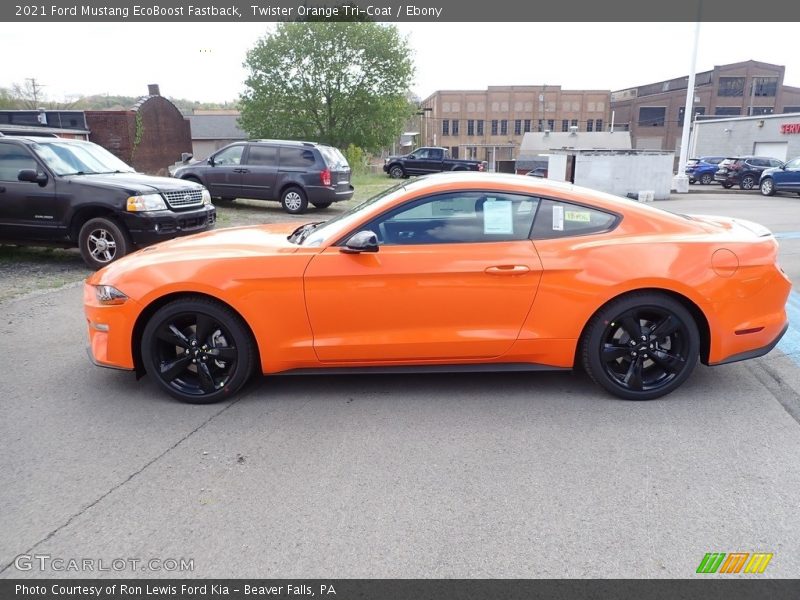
[33, 141, 136, 176]
[300, 181, 409, 246]
[319, 146, 349, 170]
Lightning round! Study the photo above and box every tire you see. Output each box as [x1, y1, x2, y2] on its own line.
[760, 177, 776, 196]
[740, 174, 756, 190]
[689, 179, 696, 184]
[700, 173, 713, 185]
[580, 292, 699, 401]
[388, 165, 405, 179]
[722, 182, 733, 189]
[141, 297, 256, 404]
[78, 217, 131, 270]
[280, 186, 308, 214]
[312, 202, 332, 209]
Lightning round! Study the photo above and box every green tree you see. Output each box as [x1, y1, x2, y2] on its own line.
[239, 22, 414, 152]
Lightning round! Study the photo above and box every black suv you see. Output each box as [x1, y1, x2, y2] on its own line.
[0, 135, 216, 269]
[714, 156, 784, 190]
[173, 140, 354, 214]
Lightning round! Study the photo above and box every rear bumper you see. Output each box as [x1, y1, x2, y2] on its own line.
[306, 185, 354, 203]
[709, 322, 788, 366]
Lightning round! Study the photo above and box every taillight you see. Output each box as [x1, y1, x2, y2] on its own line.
[320, 168, 331, 186]
[478, 162, 484, 172]
[730, 163, 741, 171]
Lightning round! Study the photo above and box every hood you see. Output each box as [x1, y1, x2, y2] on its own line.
[64, 172, 204, 195]
[94, 223, 303, 283]
[762, 166, 782, 178]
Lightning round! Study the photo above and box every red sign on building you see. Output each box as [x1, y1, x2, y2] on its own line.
[780, 123, 800, 134]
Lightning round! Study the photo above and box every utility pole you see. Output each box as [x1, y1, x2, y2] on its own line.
[674, 14, 701, 194]
[26, 78, 44, 107]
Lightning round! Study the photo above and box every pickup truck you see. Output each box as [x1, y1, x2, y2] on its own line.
[383, 147, 486, 178]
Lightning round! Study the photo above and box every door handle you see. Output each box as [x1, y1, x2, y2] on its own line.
[233, 168, 249, 173]
[485, 265, 530, 275]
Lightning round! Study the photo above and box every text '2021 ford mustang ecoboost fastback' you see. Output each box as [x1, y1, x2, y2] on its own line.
[84, 173, 791, 403]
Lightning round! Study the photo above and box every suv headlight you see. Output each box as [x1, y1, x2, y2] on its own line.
[201, 189, 212, 205]
[127, 193, 167, 212]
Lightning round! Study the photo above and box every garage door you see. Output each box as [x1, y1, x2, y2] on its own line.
[753, 141, 788, 161]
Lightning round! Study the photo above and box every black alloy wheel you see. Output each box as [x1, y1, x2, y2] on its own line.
[581, 293, 699, 400]
[141, 298, 255, 403]
[389, 165, 405, 179]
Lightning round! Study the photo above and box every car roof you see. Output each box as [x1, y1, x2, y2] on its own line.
[249, 139, 323, 148]
[3, 136, 90, 145]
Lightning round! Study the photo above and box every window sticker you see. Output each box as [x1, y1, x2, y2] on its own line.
[483, 199, 514, 234]
[565, 210, 591, 223]
[552, 204, 564, 231]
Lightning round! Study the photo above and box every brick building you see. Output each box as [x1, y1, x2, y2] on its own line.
[85, 85, 191, 175]
[610, 60, 800, 153]
[419, 85, 611, 167]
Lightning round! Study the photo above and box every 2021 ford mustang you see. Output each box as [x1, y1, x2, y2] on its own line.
[84, 173, 791, 403]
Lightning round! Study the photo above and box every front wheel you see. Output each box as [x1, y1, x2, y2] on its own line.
[78, 217, 131, 270]
[280, 187, 308, 214]
[760, 177, 775, 196]
[141, 298, 256, 404]
[581, 293, 699, 401]
[700, 173, 713, 185]
[388, 165, 405, 179]
[312, 202, 332, 209]
[740, 174, 756, 190]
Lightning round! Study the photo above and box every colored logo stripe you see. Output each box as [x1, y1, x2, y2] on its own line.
[719, 553, 749, 573]
[744, 553, 773, 574]
[697, 553, 726, 573]
[697, 552, 773, 574]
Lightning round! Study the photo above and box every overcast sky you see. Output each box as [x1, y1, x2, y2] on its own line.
[1, 22, 798, 104]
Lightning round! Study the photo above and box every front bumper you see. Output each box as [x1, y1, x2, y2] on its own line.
[120, 205, 216, 247]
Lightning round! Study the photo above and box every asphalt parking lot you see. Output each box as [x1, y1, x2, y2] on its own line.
[2, 189, 800, 579]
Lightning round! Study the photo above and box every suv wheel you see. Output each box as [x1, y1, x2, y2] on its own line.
[312, 202, 332, 209]
[280, 186, 308, 214]
[760, 177, 775, 196]
[389, 165, 405, 179]
[722, 182, 733, 189]
[78, 217, 130, 270]
[700, 173, 713, 185]
[740, 174, 756, 190]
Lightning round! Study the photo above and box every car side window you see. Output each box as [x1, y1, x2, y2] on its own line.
[246, 145, 278, 166]
[280, 148, 316, 168]
[0, 143, 38, 181]
[785, 158, 800, 170]
[214, 145, 244, 166]
[771, 159, 786, 168]
[530, 199, 618, 240]
[359, 192, 539, 246]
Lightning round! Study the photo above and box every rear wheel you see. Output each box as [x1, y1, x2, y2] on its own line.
[581, 293, 699, 401]
[760, 177, 775, 196]
[740, 174, 756, 190]
[722, 182, 733, 189]
[700, 173, 713, 185]
[280, 186, 308, 214]
[312, 202, 332, 209]
[141, 298, 255, 404]
[78, 217, 130, 270]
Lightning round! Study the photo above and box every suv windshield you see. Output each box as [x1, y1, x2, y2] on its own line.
[33, 141, 135, 176]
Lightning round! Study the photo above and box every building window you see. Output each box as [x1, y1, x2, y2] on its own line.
[586, 120, 594, 132]
[491, 119, 498, 135]
[452, 120, 459, 135]
[784, 106, 800, 114]
[500, 120, 508, 135]
[718, 77, 745, 97]
[547, 119, 555, 131]
[451, 146, 459, 159]
[442, 120, 449, 136]
[467, 120, 475, 136]
[750, 106, 774, 116]
[678, 107, 706, 125]
[477, 120, 484, 135]
[571, 119, 578, 129]
[595, 119, 603, 132]
[753, 77, 778, 97]
[514, 119, 522, 135]
[714, 107, 741, 116]
[537, 119, 543, 132]
[524, 119, 532, 133]
[638, 107, 666, 127]
[561, 119, 569, 132]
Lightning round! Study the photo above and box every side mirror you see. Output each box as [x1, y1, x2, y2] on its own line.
[207, 156, 215, 166]
[18, 169, 48, 187]
[181, 152, 193, 163]
[341, 230, 379, 254]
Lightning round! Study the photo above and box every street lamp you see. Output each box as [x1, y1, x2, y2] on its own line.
[416, 106, 432, 147]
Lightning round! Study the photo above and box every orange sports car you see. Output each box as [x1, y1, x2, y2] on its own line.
[84, 173, 791, 403]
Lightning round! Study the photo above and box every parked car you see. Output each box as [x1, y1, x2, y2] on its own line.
[759, 156, 800, 197]
[383, 146, 486, 178]
[714, 156, 784, 190]
[84, 173, 790, 404]
[0, 134, 215, 269]
[685, 156, 725, 185]
[173, 140, 353, 215]
[526, 168, 548, 178]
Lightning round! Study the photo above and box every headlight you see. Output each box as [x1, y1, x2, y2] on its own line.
[201, 188, 212, 205]
[127, 193, 167, 212]
[95, 285, 128, 305]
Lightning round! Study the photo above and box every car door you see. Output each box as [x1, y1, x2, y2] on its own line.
[303, 191, 543, 362]
[0, 141, 59, 241]
[238, 143, 278, 200]
[404, 148, 428, 175]
[202, 144, 245, 199]
[774, 157, 800, 191]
